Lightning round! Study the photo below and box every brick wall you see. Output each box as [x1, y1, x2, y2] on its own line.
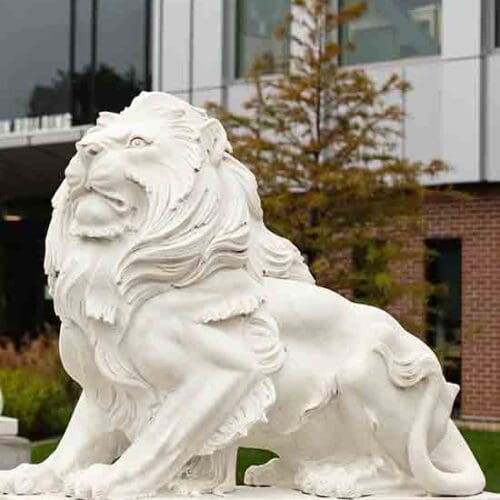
[387, 235, 426, 339]
[424, 185, 500, 420]
[385, 184, 500, 420]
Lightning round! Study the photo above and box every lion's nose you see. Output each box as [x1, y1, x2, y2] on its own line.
[78, 141, 104, 158]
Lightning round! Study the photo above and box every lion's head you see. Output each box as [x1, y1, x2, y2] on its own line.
[45, 92, 313, 309]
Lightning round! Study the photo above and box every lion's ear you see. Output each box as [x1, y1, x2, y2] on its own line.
[199, 118, 231, 166]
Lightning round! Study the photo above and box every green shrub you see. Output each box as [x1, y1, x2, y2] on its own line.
[0, 367, 76, 440]
[0, 333, 80, 439]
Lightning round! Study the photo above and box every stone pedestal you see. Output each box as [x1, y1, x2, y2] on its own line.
[4, 489, 500, 500]
[0, 416, 17, 436]
[0, 436, 30, 471]
[0, 416, 30, 470]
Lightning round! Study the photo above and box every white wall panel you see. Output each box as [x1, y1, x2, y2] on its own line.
[404, 61, 441, 165]
[227, 82, 254, 114]
[486, 53, 500, 181]
[442, 0, 482, 59]
[440, 58, 481, 183]
[160, 0, 190, 92]
[193, 0, 223, 90]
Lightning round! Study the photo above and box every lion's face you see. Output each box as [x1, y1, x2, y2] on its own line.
[64, 115, 196, 240]
[45, 92, 312, 310]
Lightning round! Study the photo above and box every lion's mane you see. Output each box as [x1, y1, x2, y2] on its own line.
[45, 92, 314, 312]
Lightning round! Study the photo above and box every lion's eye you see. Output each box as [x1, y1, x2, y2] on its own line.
[128, 136, 148, 149]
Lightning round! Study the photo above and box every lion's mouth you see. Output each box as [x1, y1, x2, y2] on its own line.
[70, 188, 134, 239]
[89, 186, 129, 214]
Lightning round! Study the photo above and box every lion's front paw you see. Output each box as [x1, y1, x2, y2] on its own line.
[0, 469, 14, 494]
[64, 463, 116, 500]
[294, 457, 387, 498]
[0, 463, 61, 495]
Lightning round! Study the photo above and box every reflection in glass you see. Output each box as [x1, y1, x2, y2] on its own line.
[340, 0, 441, 65]
[0, 0, 151, 126]
[0, 0, 70, 120]
[71, 0, 150, 124]
[235, 0, 290, 78]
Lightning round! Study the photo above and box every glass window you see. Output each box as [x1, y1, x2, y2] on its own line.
[235, 0, 290, 78]
[496, 0, 500, 47]
[0, 0, 151, 128]
[426, 239, 461, 348]
[72, 0, 151, 124]
[425, 238, 461, 414]
[0, 203, 53, 342]
[340, 0, 442, 65]
[0, 0, 71, 121]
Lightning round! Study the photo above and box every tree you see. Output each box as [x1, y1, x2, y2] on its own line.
[208, 0, 450, 330]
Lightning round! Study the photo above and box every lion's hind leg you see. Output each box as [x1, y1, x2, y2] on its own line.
[245, 457, 296, 488]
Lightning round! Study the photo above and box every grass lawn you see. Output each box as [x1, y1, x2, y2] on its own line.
[460, 429, 500, 492]
[31, 437, 61, 465]
[32, 429, 500, 492]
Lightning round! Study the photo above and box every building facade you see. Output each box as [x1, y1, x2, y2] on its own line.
[0, 0, 499, 420]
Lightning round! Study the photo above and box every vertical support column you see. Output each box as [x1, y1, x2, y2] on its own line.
[440, 0, 483, 183]
[151, 0, 163, 91]
[145, 0, 152, 92]
[89, 0, 99, 121]
[191, 0, 224, 106]
[188, 0, 195, 103]
[69, 0, 76, 125]
[155, 0, 191, 99]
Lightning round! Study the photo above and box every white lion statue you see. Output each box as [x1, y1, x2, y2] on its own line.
[0, 92, 485, 499]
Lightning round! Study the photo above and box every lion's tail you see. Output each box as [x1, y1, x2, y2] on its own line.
[375, 343, 485, 496]
[408, 372, 485, 496]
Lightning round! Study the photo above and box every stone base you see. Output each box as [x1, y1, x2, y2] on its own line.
[4, 488, 500, 500]
[0, 436, 30, 471]
[0, 417, 18, 436]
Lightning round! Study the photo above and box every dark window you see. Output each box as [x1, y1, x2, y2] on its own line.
[235, 0, 290, 78]
[339, 0, 442, 65]
[425, 238, 462, 414]
[0, 0, 71, 121]
[71, 0, 152, 124]
[0, 0, 151, 127]
[496, 0, 500, 47]
[0, 203, 54, 344]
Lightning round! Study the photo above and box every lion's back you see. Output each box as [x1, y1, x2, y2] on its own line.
[262, 277, 355, 346]
[262, 277, 418, 358]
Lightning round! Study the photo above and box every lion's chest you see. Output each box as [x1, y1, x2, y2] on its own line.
[60, 320, 170, 439]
